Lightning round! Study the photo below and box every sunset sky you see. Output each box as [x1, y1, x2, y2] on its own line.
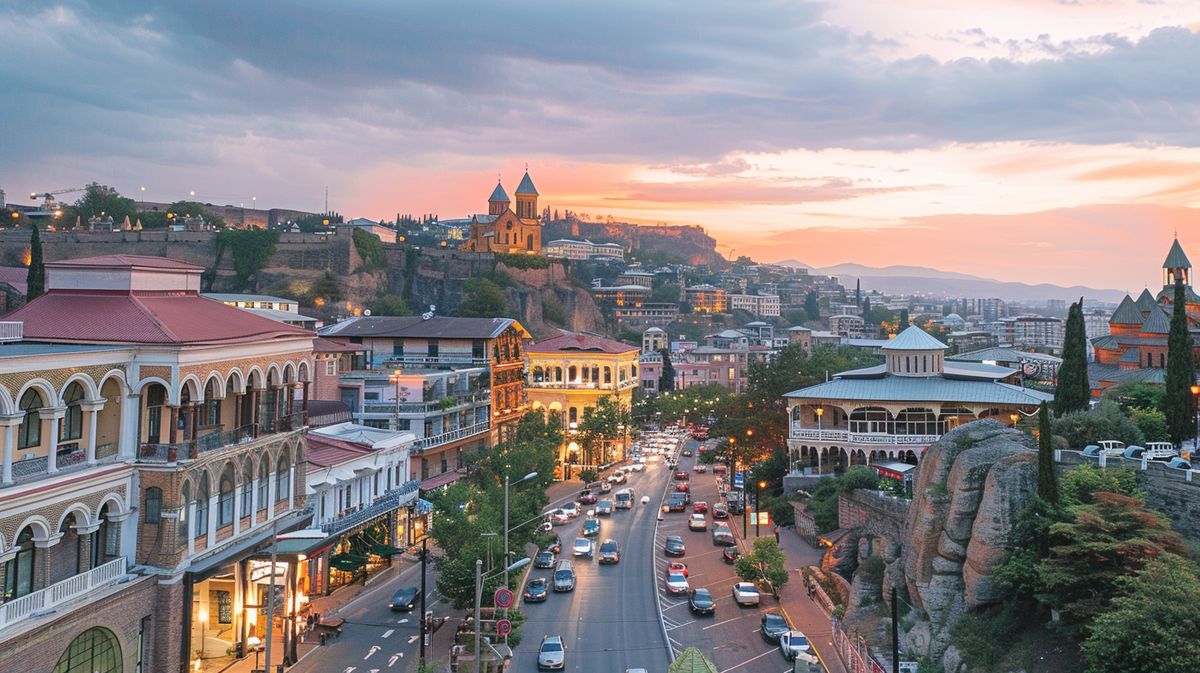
[3, 1, 1200, 290]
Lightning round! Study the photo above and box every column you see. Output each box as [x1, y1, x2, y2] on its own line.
[121, 393, 140, 459]
[80, 401, 104, 464]
[42, 407, 65, 473]
[207, 492, 218, 547]
[233, 481, 242, 535]
[267, 469, 277, 518]
[75, 522, 100, 573]
[302, 382, 310, 425]
[187, 502, 197, 557]
[250, 477, 260, 525]
[272, 385, 284, 431]
[168, 405, 179, 444]
[189, 403, 199, 441]
[232, 393, 243, 430]
[288, 464, 296, 510]
[252, 389, 262, 436]
[0, 414, 21, 485]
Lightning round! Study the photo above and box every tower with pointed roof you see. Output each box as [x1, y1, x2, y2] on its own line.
[464, 169, 544, 254]
[514, 170, 539, 221]
[1163, 237, 1191, 288]
[488, 180, 510, 217]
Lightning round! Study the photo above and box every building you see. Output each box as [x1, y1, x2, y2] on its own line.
[728, 293, 781, 317]
[614, 302, 679, 329]
[592, 284, 652, 308]
[544, 239, 626, 261]
[1089, 238, 1200, 393]
[317, 315, 531, 477]
[203, 293, 319, 330]
[336, 217, 398, 244]
[463, 172, 543, 254]
[945, 330, 998, 352]
[0, 254, 316, 673]
[685, 284, 729, 313]
[642, 326, 668, 354]
[1083, 308, 1112, 340]
[787, 326, 813, 353]
[948, 346, 1061, 383]
[525, 333, 640, 478]
[829, 314, 866, 338]
[639, 346, 753, 395]
[783, 325, 1051, 476]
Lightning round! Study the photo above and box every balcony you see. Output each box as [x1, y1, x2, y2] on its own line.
[0, 557, 127, 630]
[528, 379, 639, 392]
[789, 424, 941, 446]
[138, 414, 305, 463]
[318, 480, 421, 535]
[5, 447, 123, 488]
[0, 321, 22, 341]
[382, 354, 490, 368]
[361, 391, 492, 415]
[413, 421, 491, 451]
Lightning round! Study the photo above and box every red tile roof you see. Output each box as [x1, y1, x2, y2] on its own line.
[305, 434, 373, 467]
[47, 255, 203, 270]
[5, 292, 313, 345]
[526, 332, 638, 355]
[313, 337, 364, 353]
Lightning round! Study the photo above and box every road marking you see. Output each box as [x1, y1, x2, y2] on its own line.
[365, 645, 381, 660]
[381, 629, 394, 639]
[703, 615, 748, 630]
[396, 618, 409, 624]
[388, 654, 400, 667]
[407, 635, 419, 644]
[343, 668, 356, 673]
[666, 619, 696, 631]
[718, 647, 778, 672]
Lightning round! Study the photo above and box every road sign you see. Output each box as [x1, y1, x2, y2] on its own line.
[496, 619, 512, 637]
[733, 472, 745, 490]
[494, 588, 514, 608]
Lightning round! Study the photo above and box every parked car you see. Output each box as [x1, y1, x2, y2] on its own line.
[1143, 441, 1179, 460]
[535, 550, 557, 568]
[608, 471, 627, 484]
[682, 448, 694, 457]
[712, 503, 729, 520]
[689, 588, 715, 615]
[524, 577, 549, 603]
[713, 464, 728, 473]
[675, 483, 690, 493]
[598, 539, 620, 564]
[668, 494, 688, 512]
[732, 582, 761, 607]
[561, 502, 580, 518]
[666, 571, 690, 595]
[579, 490, 598, 505]
[389, 586, 420, 611]
[596, 500, 614, 515]
[548, 509, 570, 525]
[688, 514, 708, 531]
[629, 462, 646, 472]
[572, 537, 593, 557]
[693, 464, 707, 473]
[779, 631, 812, 661]
[692, 501, 708, 513]
[1099, 440, 1126, 456]
[668, 560, 688, 577]
[760, 611, 790, 643]
[674, 470, 689, 481]
[581, 517, 601, 537]
[722, 546, 741, 565]
[664, 535, 686, 556]
[712, 525, 735, 546]
[538, 635, 566, 670]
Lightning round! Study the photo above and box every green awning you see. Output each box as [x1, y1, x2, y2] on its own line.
[370, 544, 405, 557]
[330, 554, 368, 572]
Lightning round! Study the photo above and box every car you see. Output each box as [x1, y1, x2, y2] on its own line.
[598, 539, 620, 564]
[689, 588, 715, 615]
[665, 571, 690, 595]
[548, 509, 570, 525]
[682, 449, 693, 457]
[561, 502, 580, 518]
[664, 535, 686, 556]
[693, 464, 707, 473]
[779, 630, 812, 661]
[524, 577, 549, 603]
[722, 545, 741, 564]
[692, 501, 708, 514]
[675, 483, 690, 493]
[1098, 439, 1126, 456]
[572, 537, 593, 557]
[732, 582, 761, 607]
[713, 464, 728, 473]
[725, 496, 744, 515]
[711, 503, 729, 520]
[674, 471, 689, 481]
[547, 535, 562, 554]
[600, 481, 613, 493]
[596, 499, 614, 515]
[625, 669, 649, 673]
[535, 550, 557, 568]
[712, 524, 735, 546]
[389, 586, 420, 611]
[609, 471, 627, 484]
[1082, 444, 1101, 457]
[688, 514, 708, 531]
[667, 494, 688, 512]
[538, 635, 566, 670]
[1143, 441, 1179, 460]
[665, 459, 678, 469]
[629, 462, 646, 472]
[668, 561, 689, 577]
[760, 611, 790, 644]
[581, 517, 601, 537]
[578, 490, 597, 505]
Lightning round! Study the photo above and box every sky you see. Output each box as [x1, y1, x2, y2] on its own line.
[3, 0, 1200, 291]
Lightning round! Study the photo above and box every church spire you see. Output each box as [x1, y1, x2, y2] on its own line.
[488, 180, 510, 216]
[1163, 238, 1191, 288]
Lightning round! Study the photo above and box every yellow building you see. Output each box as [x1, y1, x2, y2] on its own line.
[526, 333, 639, 478]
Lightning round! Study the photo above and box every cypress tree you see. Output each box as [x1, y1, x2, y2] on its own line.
[804, 292, 819, 321]
[26, 224, 44, 302]
[1037, 401, 1058, 504]
[899, 308, 910, 327]
[1163, 278, 1196, 446]
[658, 348, 676, 393]
[862, 297, 872, 324]
[1054, 299, 1089, 415]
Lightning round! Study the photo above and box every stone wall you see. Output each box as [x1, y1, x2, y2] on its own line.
[838, 489, 910, 544]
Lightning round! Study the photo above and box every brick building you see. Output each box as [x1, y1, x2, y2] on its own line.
[463, 172, 543, 254]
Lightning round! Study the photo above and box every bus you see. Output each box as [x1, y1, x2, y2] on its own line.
[614, 488, 634, 509]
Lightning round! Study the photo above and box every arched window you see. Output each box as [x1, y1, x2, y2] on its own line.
[145, 383, 166, 444]
[568, 407, 578, 424]
[204, 379, 221, 426]
[53, 627, 121, 673]
[218, 464, 235, 527]
[179, 482, 191, 543]
[18, 389, 43, 449]
[241, 459, 254, 518]
[896, 408, 937, 436]
[276, 450, 291, 502]
[1160, 353, 1166, 368]
[3, 526, 36, 600]
[61, 382, 85, 442]
[603, 367, 612, 385]
[195, 473, 210, 537]
[850, 407, 891, 434]
[568, 365, 578, 382]
[258, 456, 270, 510]
[1146, 352, 1152, 367]
[144, 487, 162, 524]
[631, 364, 637, 378]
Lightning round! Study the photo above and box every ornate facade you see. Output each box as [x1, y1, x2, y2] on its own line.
[462, 171, 543, 254]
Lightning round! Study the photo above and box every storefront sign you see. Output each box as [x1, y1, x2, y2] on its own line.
[249, 560, 289, 582]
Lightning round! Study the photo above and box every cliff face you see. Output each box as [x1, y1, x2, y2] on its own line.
[543, 217, 723, 265]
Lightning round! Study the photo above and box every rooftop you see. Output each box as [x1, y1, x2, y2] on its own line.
[489, 181, 510, 203]
[514, 171, 539, 196]
[784, 375, 1052, 405]
[527, 332, 638, 355]
[319, 315, 528, 340]
[203, 292, 299, 304]
[1163, 238, 1191, 269]
[49, 254, 202, 271]
[880, 325, 948, 351]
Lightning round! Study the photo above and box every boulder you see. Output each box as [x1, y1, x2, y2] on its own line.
[964, 453, 1037, 608]
[943, 644, 964, 673]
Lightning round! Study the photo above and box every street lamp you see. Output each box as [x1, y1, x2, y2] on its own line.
[1009, 412, 1019, 427]
[388, 369, 403, 431]
[815, 407, 825, 473]
[504, 467, 539, 591]
[756, 480, 767, 537]
[1190, 385, 1200, 454]
[475, 557, 531, 673]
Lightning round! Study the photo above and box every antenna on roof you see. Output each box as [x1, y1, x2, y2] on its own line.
[422, 304, 436, 320]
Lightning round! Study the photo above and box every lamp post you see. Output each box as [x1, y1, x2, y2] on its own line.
[475, 557, 531, 673]
[1191, 385, 1200, 455]
[1009, 412, 1019, 428]
[504, 468, 539, 590]
[756, 480, 767, 537]
[815, 406, 825, 473]
[388, 369, 403, 432]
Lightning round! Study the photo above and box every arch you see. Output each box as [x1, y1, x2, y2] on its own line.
[195, 472, 210, 537]
[246, 366, 266, 390]
[218, 462, 236, 527]
[896, 407, 937, 436]
[283, 361, 298, 384]
[53, 626, 122, 673]
[225, 368, 246, 393]
[275, 447, 292, 501]
[0, 384, 14, 416]
[548, 401, 563, 412]
[18, 387, 45, 449]
[95, 492, 127, 520]
[134, 376, 173, 403]
[96, 369, 129, 397]
[530, 400, 544, 410]
[266, 362, 284, 385]
[61, 381, 87, 442]
[298, 360, 311, 383]
[59, 374, 99, 403]
[17, 378, 58, 408]
[180, 374, 203, 403]
[56, 503, 94, 533]
[202, 371, 227, 400]
[849, 406, 893, 434]
[14, 514, 53, 543]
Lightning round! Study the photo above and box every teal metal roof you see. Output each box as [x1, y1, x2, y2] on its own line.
[881, 325, 947, 351]
[514, 171, 539, 196]
[1135, 288, 1157, 313]
[489, 181, 510, 203]
[949, 347, 1062, 365]
[1110, 295, 1142, 325]
[1163, 238, 1191, 269]
[1155, 284, 1200, 304]
[1142, 306, 1171, 334]
[784, 374, 1053, 405]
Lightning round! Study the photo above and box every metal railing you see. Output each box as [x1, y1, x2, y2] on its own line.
[8, 449, 98, 484]
[361, 391, 491, 415]
[413, 421, 490, 451]
[138, 415, 304, 462]
[789, 425, 941, 446]
[0, 321, 22, 341]
[318, 481, 421, 535]
[381, 354, 490, 367]
[527, 380, 638, 391]
[0, 557, 126, 630]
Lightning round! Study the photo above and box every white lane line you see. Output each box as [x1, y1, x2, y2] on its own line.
[381, 629, 394, 639]
[387, 654, 401, 667]
[702, 615, 748, 630]
[666, 619, 696, 631]
[407, 634, 419, 644]
[718, 648, 778, 673]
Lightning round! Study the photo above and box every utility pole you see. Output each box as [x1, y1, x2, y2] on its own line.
[419, 535, 428, 665]
[263, 518, 279, 673]
[503, 466, 511, 591]
[473, 559, 483, 673]
[891, 586, 899, 673]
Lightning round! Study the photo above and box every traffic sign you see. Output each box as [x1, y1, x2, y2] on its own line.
[494, 588, 514, 608]
[496, 619, 512, 637]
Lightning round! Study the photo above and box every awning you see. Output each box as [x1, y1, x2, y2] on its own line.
[330, 554, 368, 572]
[416, 498, 434, 515]
[370, 544, 405, 557]
[420, 470, 465, 491]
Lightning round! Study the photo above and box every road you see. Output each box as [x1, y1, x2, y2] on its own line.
[511, 453, 674, 672]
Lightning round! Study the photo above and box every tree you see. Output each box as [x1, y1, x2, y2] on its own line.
[1163, 278, 1196, 445]
[1055, 299, 1090, 416]
[304, 272, 342, 307]
[576, 396, 633, 467]
[1104, 381, 1165, 413]
[217, 229, 280, 290]
[72, 183, 136, 224]
[366, 295, 411, 316]
[1081, 553, 1200, 673]
[804, 292, 819, 321]
[899, 308, 909, 327]
[1128, 407, 1169, 442]
[861, 297, 872, 323]
[734, 537, 790, 593]
[26, 225, 44, 302]
[1036, 492, 1186, 632]
[1037, 402, 1058, 504]
[651, 283, 680, 303]
[658, 349, 676, 393]
[455, 278, 509, 317]
[1051, 398, 1144, 448]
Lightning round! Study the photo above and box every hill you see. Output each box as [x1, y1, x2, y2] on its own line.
[544, 216, 723, 266]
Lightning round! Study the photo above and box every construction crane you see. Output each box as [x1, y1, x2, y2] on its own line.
[29, 187, 85, 214]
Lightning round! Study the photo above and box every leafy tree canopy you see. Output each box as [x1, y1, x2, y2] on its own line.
[455, 278, 510, 318]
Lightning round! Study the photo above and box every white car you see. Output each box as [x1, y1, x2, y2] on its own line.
[731, 582, 760, 607]
[779, 631, 812, 661]
[538, 635, 566, 670]
[1143, 441, 1179, 460]
[561, 502, 580, 518]
[665, 571, 690, 595]
[1098, 439, 1126, 456]
[640, 495, 651, 505]
[548, 509, 570, 525]
[688, 514, 708, 531]
[572, 537, 593, 557]
[629, 462, 646, 472]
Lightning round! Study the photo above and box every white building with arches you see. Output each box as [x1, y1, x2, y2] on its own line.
[783, 325, 1052, 475]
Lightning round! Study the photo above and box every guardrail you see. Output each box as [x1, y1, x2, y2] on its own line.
[413, 421, 491, 451]
[0, 321, 22, 341]
[362, 392, 491, 415]
[789, 426, 940, 446]
[0, 557, 126, 629]
[318, 482, 421, 535]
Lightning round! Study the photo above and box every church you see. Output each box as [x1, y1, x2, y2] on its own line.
[1089, 238, 1200, 394]
[462, 171, 543, 254]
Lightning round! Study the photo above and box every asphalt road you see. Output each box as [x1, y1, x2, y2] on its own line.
[511, 448, 675, 673]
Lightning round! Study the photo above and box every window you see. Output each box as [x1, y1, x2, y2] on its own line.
[3, 527, 35, 600]
[218, 465, 235, 527]
[18, 389, 43, 449]
[53, 627, 122, 673]
[258, 457, 269, 510]
[276, 452, 291, 502]
[392, 338, 405, 356]
[195, 473, 210, 537]
[144, 487, 163, 524]
[61, 383, 84, 441]
[428, 340, 439, 358]
[136, 616, 151, 673]
[364, 391, 380, 401]
[325, 360, 336, 376]
[179, 482, 191, 542]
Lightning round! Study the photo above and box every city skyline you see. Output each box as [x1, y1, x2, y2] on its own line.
[4, 1, 1200, 288]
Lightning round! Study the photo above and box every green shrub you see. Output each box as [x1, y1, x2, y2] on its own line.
[1052, 398, 1144, 448]
[352, 228, 387, 270]
[496, 253, 553, 270]
[542, 295, 568, 325]
[859, 554, 885, 586]
[218, 229, 280, 288]
[950, 604, 1026, 671]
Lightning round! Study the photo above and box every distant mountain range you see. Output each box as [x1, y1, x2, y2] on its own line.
[774, 260, 1126, 303]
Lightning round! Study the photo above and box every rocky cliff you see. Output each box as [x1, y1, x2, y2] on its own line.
[543, 217, 723, 266]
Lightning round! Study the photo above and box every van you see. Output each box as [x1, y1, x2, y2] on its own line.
[553, 560, 575, 592]
[615, 489, 634, 509]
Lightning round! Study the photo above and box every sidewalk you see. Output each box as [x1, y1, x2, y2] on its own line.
[776, 526, 849, 673]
